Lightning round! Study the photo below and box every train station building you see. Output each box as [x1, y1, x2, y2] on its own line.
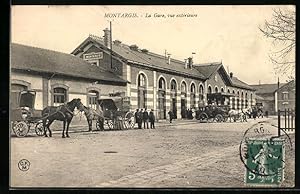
[11, 27, 256, 120]
[70, 28, 256, 119]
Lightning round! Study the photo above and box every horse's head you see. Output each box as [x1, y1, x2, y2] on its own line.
[67, 98, 83, 111]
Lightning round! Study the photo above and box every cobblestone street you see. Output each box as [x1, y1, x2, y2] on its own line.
[10, 117, 295, 188]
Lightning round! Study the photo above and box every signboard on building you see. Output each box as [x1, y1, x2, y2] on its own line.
[83, 52, 103, 60]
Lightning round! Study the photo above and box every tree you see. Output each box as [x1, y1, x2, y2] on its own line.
[259, 8, 295, 80]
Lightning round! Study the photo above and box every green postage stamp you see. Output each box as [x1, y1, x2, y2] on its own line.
[245, 138, 285, 186]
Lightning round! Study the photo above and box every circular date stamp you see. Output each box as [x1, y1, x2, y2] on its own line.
[18, 159, 30, 171]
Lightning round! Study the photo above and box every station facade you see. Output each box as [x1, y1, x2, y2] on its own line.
[71, 29, 256, 119]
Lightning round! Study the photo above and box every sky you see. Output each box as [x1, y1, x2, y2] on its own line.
[11, 5, 295, 85]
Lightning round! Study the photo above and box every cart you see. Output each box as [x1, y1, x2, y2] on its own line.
[96, 96, 135, 130]
[11, 90, 45, 137]
[196, 105, 230, 123]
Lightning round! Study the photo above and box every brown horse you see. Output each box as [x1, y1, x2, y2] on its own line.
[81, 105, 105, 131]
[42, 98, 83, 138]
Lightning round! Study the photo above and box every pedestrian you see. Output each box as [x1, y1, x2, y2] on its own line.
[143, 108, 149, 129]
[137, 109, 143, 129]
[168, 110, 174, 123]
[149, 109, 155, 129]
[134, 109, 139, 128]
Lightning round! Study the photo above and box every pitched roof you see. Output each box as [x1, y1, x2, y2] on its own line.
[193, 63, 222, 78]
[251, 83, 285, 94]
[72, 35, 206, 80]
[231, 77, 255, 91]
[11, 43, 127, 84]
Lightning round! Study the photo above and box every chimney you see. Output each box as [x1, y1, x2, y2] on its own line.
[167, 54, 171, 65]
[229, 72, 233, 78]
[188, 57, 193, 69]
[184, 59, 188, 69]
[103, 28, 111, 49]
[113, 40, 122, 46]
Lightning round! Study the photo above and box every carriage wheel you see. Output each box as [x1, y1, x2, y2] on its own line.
[214, 114, 224, 123]
[35, 121, 45, 136]
[13, 121, 30, 137]
[199, 113, 208, 123]
[123, 112, 135, 129]
[106, 119, 114, 130]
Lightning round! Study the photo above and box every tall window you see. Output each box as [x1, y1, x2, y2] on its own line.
[227, 89, 230, 106]
[158, 77, 166, 119]
[171, 80, 177, 91]
[208, 86, 212, 94]
[215, 87, 219, 93]
[232, 90, 235, 109]
[138, 74, 146, 87]
[221, 88, 224, 93]
[138, 73, 147, 108]
[88, 90, 99, 109]
[53, 87, 67, 104]
[190, 83, 196, 109]
[250, 93, 253, 106]
[237, 91, 240, 110]
[245, 93, 248, 108]
[241, 92, 244, 109]
[282, 92, 289, 100]
[199, 85, 204, 101]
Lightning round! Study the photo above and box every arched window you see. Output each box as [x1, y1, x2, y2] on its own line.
[138, 74, 146, 87]
[221, 88, 224, 93]
[215, 87, 219, 93]
[158, 77, 166, 119]
[245, 93, 248, 108]
[53, 87, 67, 105]
[158, 77, 166, 90]
[171, 80, 177, 91]
[198, 84, 204, 107]
[170, 79, 177, 119]
[232, 90, 235, 109]
[208, 86, 212, 94]
[88, 90, 99, 109]
[137, 73, 147, 109]
[190, 83, 196, 109]
[241, 92, 244, 109]
[227, 89, 230, 93]
[250, 93, 253, 106]
[181, 82, 187, 94]
[237, 91, 240, 110]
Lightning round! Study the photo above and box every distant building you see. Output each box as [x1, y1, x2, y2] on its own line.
[251, 80, 295, 114]
[275, 80, 295, 111]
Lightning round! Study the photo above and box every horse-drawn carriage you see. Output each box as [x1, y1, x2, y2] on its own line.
[196, 105, 230, 123]
[11, 90, 44, 137]
[95, 96, 135, 130]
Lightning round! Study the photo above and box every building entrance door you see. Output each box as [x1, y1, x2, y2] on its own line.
[171, 98, 177, 119]
[181, 99, 186, 118]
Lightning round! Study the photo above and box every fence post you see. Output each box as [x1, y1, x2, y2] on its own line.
[284, 109, 287, 132]
[278, 110, 281, 137]
[287, 108, 290, 131]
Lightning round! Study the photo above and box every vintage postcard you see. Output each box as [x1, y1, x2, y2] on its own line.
[10, 5, 295, 188]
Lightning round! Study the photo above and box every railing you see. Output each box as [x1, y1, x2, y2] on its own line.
[278, 108, 295, 136]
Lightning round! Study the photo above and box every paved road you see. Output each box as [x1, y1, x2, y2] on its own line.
[10, 117, 294, 188]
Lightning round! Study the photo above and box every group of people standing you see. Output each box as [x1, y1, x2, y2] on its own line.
[135, 108, 155, 129]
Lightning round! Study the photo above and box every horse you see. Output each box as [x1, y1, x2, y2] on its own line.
[80, 105, 105, 131]
[228, 109, 247, 122]
[41, 98, 83, 138]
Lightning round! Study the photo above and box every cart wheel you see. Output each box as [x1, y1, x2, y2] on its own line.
[124, 112, 135, 129]
[13, 121, 29, 137]
[214, 114, 224, 123]
[199, 113, 208, 123]
[35, 122, 44, 136]
[106, 120, 114, 130]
